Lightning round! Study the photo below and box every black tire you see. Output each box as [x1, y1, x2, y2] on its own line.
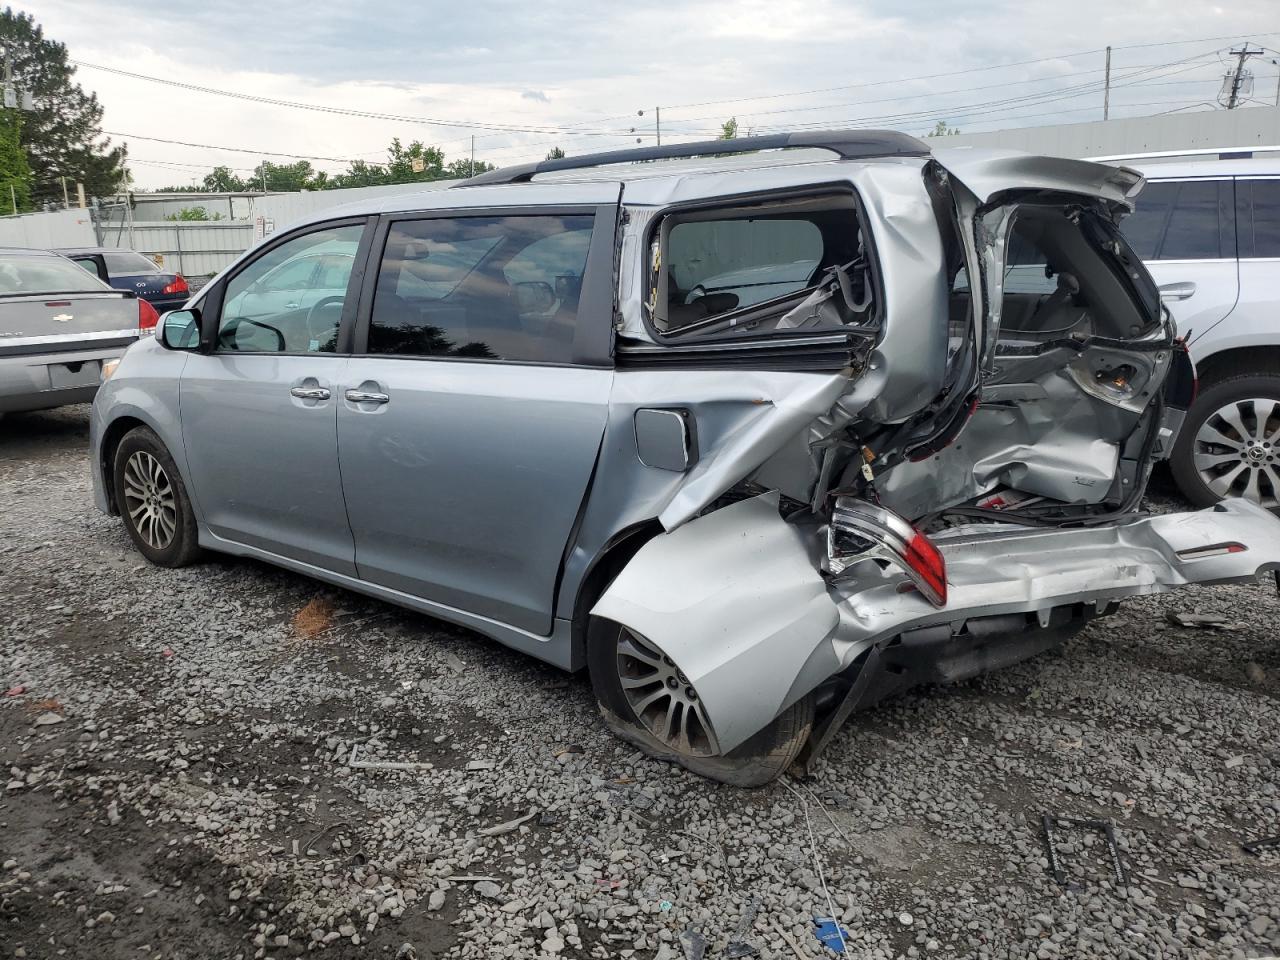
[587, 616, 815, 788]
[1170, 373, 1280, 511]
[113, 426, 203, 567]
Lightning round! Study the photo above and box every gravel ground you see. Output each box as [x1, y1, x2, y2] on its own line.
[2, 405, 1278, 960]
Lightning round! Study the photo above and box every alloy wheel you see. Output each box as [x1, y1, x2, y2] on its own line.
[1193, 397, 1280, 508]
[122, 450, 178, 550]
[615, 629, 719, 757]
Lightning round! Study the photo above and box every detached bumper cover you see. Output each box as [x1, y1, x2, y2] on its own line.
[594, 496, 1280, 755]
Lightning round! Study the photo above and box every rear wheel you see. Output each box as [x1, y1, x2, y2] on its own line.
[1170, 374, 1280, 510]
[587, 617, 814, 787]
[113, 426, 203, 567]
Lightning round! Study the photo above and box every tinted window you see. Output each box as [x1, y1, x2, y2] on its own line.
[217, 224, 364, 353]
[368, 215, 594, 363]
[1118, 181, 1178, 260]
[1237, 179, 1280, 258]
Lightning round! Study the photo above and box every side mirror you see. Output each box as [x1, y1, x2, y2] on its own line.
[157, 308, 202, 351]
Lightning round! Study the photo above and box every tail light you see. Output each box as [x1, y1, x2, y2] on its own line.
[137, 297, 160, 334]
[827, 497, 948, 607]
[162, 275, 189, 296]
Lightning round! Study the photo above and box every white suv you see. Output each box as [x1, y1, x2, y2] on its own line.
[1112, 151, 1280, 509]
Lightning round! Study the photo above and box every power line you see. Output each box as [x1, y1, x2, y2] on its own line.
[104, 131, 363, 164]
[73, 59, 643, 138]
[651, 33, 1277, 113]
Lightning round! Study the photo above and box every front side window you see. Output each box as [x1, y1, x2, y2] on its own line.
[1237, 178, 1280, 258]
[368, 214, 594, 363]
[216, 223, 364, 353]
[651, 198, 872, 339]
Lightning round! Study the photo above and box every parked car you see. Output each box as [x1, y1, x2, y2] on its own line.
[1107, 152, 1280, 510]
[90, 132, 1280, 786]
[0, 248, 158, 415]
[58, 246, 190, 314]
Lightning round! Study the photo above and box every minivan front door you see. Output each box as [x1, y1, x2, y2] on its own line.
[337, 209, 616, 635]
[180, 220, 368, 574]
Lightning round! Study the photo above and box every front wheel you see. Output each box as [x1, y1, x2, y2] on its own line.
[587, 617, 814, 787]
[1170, 374, 1280, 511]
[113, 426, 203, 567]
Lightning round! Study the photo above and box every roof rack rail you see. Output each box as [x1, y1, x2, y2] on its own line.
[455, 129, 931, 187]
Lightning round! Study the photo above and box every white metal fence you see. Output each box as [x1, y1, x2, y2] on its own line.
[95, 220, 255, 278]
[0, 207, 96, 249]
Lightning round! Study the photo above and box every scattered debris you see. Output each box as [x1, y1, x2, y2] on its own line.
[5, 684, 25, 697]
[443, 875, 502, 883]
[394, 943, 418, 960]
[478, 810, 537, 837]
[898, 912, 913, 926]
[292, 596, 336, 640]
[813, 917, 853, 954]
[1242, 835, 1280, 855]
[1165, 611, 1236, 631]
[679, 926, 706, 960]
[466, 759, 497, 772]
[658, 900, 673, 912]
[161, 646, 174, 658]
[440, 651, 466, 674]
[1224, 755, 1245, 770]
[347, 744, 433, 772]
[1041, 813, 1128, 888]
[552, 744, 585, 759]
[32, 711, 64, 726]
[724, 894, 761, 958]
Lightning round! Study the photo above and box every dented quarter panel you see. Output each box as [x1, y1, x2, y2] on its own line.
[591, 493, 839, 754]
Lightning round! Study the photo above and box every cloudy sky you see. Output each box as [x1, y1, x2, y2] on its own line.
[27, 0, 1280, 189]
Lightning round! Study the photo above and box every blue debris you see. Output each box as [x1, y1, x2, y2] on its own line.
[813, 917, 852, 953]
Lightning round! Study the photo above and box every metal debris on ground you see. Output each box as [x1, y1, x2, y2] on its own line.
[478, 810, 538, 837]
[678, 925, 706, 960]
[1041, 813, 1129, 888]
[724, 894, 761, 957]
[466, 759, 497, 771]
[346, 744, 433, 772]
[1242, 835, 1280, 855]
[440, 651, 466, 674]
[1165, 611, 1236, 631]
[813, 917, 854, 954]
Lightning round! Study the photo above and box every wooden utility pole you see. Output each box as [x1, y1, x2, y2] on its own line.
[1103, 46, 1111, 120]
[1226, 45, 1264, 109]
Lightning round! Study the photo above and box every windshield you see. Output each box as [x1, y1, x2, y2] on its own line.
[0, 255, 110, 296]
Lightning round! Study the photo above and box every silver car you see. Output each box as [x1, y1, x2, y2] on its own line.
[1109, 153, 1280, 510]
[0, 248, 156, 415]
[90, 132, 1280, 786]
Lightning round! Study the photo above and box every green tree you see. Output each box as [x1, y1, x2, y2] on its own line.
[927, 120, 960, 137]
[201, 165, 246, 192]
[164, 205, 222, 221]
[0, 111, 33, 211]
[0, 8, 126, 205]
[444, 157, 494, 179]
[718, 117, 739, 140]
[545, 146, 566, 160]
[250, 160, 319, 192]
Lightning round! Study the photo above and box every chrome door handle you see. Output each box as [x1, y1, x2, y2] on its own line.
[345, 389, 390, 404]
[285, 301, 300, 309]
[1159, 281, 1197, 302]
[290, 386, 330, 400]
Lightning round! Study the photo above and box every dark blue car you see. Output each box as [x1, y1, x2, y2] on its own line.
[57, 247, 190, 314]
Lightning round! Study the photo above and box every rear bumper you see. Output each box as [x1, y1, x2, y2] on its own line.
[594, 495, 1280, 754]
[0, 345, 129, 414]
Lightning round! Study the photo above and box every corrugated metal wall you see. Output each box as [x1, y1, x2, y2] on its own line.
[95, 221, 255, 277]
[0, 207, 96, 249]
[940, 105, 1280, 159]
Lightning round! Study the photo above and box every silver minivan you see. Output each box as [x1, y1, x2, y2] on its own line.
[1110, 152, 1280, 509]
[90, 132, 1280, 786]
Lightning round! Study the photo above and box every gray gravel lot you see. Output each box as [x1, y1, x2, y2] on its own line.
[2, 405, 1278, 960]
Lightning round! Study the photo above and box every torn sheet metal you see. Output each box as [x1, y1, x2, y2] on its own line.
[931, 148, 1144, 210]
[591, 493, 839, 754]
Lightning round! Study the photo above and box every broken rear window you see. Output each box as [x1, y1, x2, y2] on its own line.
[649, 195, 875, 339]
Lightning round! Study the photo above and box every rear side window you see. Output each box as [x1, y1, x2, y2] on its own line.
[368, 215, 594, 363]
[103, 251, 161, 275]
[1237, 179, 1280, 258]
[651, 197, 872, 339]
[1120, 180, 1235, 260]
